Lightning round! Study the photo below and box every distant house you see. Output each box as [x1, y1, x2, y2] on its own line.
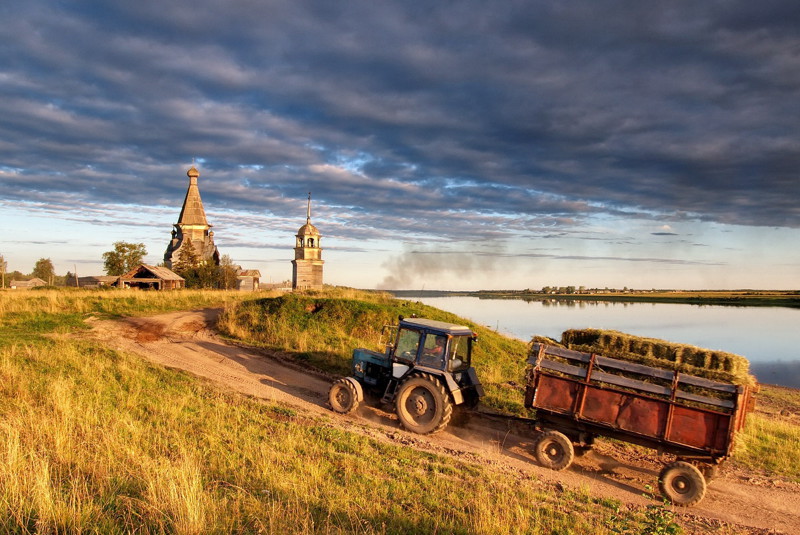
[76, 275, 119, 288]
[236, 269, 261, 291]
[117, 264, 184, 290]
[9, 277, 47, 290]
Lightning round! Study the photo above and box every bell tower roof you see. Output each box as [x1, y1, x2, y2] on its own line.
[296, 192, 319, 236]
[297, 222, 319, 236]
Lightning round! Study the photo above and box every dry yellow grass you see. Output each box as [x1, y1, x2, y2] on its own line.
[1, 289, 659, 533]
[0, 287, 262, 317]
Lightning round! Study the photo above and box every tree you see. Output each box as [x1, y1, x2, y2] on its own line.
[6, 270, 24, 283]
[218, 254, 239, 290]
[172, 240, 237, 289]
[172, 239, 211, 288]
[103, 242, 147, 276]
[32, 258, 55, 285]
[172, 238, 200, 274]
[177, 263, 217, 289]
[196, 262, 219, 289]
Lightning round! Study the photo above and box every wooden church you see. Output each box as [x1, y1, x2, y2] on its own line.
[163, 166, 220, 268]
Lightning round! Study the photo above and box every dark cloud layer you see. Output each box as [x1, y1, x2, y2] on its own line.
[2, 1, 799, 244]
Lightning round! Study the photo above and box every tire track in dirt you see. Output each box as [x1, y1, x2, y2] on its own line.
[83, 308, 799, 535]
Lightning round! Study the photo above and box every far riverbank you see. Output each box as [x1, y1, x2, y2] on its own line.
[389, 289, 800, 308]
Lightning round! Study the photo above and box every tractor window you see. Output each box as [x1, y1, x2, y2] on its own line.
[418, 334, 447, 369]
[447, 335, 471, 372]
[394, 328, 422, 363]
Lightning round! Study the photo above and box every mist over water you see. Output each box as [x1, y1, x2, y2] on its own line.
[416, 296, 800, 388]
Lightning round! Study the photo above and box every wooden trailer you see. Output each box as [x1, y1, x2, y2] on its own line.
[524, 342, 756, 505]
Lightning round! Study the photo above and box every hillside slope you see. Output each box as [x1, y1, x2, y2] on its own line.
[217, 292, 531, 414]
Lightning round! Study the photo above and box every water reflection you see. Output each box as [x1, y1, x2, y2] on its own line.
[417, 296, 800, 388]
[750, 361, 800, 389]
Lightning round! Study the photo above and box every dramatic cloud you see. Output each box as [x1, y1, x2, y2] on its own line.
[1, 1, 799, 288]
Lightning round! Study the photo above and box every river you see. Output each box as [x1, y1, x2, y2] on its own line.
[415, 296, 800, 388]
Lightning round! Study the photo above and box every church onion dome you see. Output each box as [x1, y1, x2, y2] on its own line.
[187, 166, 200, 179]
[297, 221, 319, 236]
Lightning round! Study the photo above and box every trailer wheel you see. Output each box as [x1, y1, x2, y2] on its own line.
[659, 461, 706, 506]
[328, 378, 361, 414]
[395, 374, 452, 435]
[534, 430, 575, 471]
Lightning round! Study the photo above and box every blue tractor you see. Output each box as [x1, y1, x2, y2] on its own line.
[328, 316, 484, 434]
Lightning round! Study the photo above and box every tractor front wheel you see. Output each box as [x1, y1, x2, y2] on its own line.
[395, 374, 453, 435]
[328, 378, 361, 414]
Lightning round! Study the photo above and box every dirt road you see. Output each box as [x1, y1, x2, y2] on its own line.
[86, 308, 799, 534]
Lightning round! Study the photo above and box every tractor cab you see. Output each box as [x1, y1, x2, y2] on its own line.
[390, 317, 475, 374]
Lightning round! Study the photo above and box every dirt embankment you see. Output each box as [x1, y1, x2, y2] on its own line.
[85, 308, 800, 535]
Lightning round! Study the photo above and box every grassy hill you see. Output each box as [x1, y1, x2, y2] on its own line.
[1, 288, 798, 533]
[217, 290, 529, 414]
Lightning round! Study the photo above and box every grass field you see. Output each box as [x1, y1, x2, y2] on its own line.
[2, 288, 798, 533]
[733, 385, 800, 481]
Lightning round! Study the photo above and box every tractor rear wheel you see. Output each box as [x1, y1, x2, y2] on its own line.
[395, 374, 452, 435]
[533, 430, 575, 471]
[328, 378, 360, 414]
[658, 461, 706, 506]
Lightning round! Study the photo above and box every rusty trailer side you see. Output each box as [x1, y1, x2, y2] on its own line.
[524, 343, 754, 461]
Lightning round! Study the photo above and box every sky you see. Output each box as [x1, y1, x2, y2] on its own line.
[1, 1, 799, 290]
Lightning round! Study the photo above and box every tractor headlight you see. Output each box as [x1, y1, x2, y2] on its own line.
[355, 362, 364, 374]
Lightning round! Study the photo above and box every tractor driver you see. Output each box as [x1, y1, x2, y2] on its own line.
[420, 335, 446, 367]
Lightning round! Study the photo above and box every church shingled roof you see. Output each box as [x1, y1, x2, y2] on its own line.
[177, 166, 210, 227]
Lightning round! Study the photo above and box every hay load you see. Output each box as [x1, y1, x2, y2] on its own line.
[558, 328, 756, 386]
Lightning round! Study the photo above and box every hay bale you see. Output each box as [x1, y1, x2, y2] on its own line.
[558, 328, 755, 386]
[531, 335, 564, 348]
